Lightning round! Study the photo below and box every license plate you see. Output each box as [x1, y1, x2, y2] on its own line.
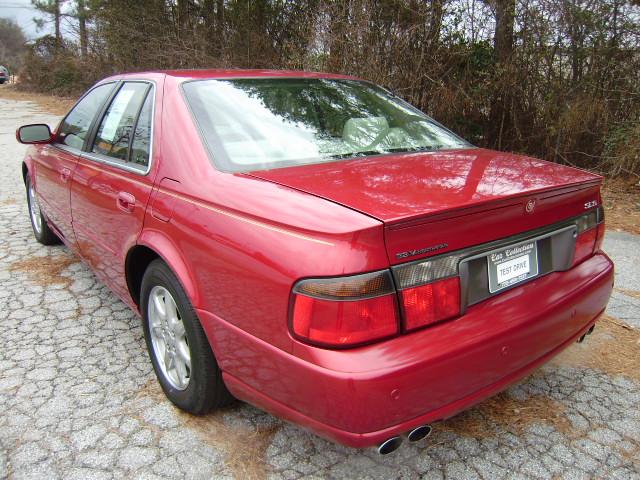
[487, 240, 539, 293]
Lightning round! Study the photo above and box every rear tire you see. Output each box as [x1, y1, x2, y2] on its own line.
[25, 175, 60, 245]
[141, 259, 234, 413]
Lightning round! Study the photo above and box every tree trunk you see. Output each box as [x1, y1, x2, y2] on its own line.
[216, 0, 224, 32]
[77, 0, 88, 58]
[427, 0, 444, 48]
[54, 0, 62, 48]
[488, 0, 516, 149]
[493, 0, 515, 63]
[177, 0, 191, 35]
[202, 0, 215, 54]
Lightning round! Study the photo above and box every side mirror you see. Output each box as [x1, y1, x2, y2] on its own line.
[16, 124, 53, 144]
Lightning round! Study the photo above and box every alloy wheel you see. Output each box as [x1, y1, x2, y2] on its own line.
[148, 285, 191, 390]
[28, 182, 42, 234]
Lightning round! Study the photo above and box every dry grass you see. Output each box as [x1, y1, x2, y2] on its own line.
[441, 391, 572, 438]
[136, 380, 278, 480]
[9, 252, 78, 288]
[177, 411, 279, 480]
[601, 177, 640, 235]
[615, 287, 640, 300]
[0, 84, 75, 116]
[552, 315, 640, 382]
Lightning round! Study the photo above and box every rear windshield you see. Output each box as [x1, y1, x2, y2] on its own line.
[183, 78, 469, 172]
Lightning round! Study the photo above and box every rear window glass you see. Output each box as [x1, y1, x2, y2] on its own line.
[183, 78, 469, 172]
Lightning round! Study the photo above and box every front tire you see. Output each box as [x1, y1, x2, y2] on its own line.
[25, 175, 60, 245]
[141, 259, 234, 413]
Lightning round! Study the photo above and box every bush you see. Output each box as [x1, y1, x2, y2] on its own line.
[20, 36, 103, 96]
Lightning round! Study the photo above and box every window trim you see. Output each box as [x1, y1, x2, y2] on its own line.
[81, 80, 157, 176]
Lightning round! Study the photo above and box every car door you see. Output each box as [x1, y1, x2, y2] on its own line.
[33, 83, 115, 244]
[70, 80, 157, 302]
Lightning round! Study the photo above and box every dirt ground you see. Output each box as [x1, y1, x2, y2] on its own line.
[602, 177, 640, 236]
[0, 84, 76, 116]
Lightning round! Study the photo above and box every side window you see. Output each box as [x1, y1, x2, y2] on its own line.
[129, 92, 153, 167]
[92, 82, 149, 162]
[57, 83, 114, 149]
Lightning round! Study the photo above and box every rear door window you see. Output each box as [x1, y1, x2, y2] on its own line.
[129, 92, 153, 168]
[92, 82, 150, 162]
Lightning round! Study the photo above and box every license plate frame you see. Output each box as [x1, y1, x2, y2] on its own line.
[487, 239, 539, 293]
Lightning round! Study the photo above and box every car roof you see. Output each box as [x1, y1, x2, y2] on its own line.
[105, 69, 361, 82]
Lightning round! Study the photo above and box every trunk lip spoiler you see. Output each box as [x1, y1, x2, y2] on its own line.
[386, 179, 603, 230]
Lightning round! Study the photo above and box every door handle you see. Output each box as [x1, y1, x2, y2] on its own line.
[117, 191, 136, 213]
[60, 167, 72, 182]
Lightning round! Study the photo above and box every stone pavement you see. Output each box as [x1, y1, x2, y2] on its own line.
[603, 231, 640, 330]
[0, 96, 638, 479]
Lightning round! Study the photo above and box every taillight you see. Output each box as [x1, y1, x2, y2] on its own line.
[572, 206, 604, 266]
[400, 277, 461, 331]
[290, 270, 399, 347]
[393, 255, 462, 331]
[594, 206, 605, 252]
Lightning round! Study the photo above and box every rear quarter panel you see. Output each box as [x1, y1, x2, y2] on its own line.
[148, 77, 388, 353]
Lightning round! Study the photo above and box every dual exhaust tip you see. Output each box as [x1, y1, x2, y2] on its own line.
[377, 425, 432, 455]
[577, 324, 596, 343]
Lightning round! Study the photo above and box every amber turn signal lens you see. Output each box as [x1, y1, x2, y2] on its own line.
[294, 270, 394, 299]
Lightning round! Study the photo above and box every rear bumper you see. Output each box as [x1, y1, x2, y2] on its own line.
[199, 252, 614, 448]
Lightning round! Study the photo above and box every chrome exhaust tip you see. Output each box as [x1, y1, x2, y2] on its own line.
[587, 324, 595, 335]
[407, 425, 433, 442]
[377, 436, 403, 455]
[577, 334, 586, 343]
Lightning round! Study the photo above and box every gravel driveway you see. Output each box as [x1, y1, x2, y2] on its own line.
[1, 97, 639, 480]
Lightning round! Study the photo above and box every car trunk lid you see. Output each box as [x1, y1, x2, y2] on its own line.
[246, 148, 602, 264]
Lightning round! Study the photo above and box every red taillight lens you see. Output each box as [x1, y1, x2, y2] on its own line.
[393, 254, 462, 331]
[594, 206, 605, 252]
[572, 228, 597, 266]
[594, 221, 605, 252]
[292, 294, 398, 346]
[290, 270, 399, 347]
[572, 206, 604, 267]
[400, 277, 461, 331]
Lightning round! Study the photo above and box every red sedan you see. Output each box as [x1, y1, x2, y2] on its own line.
[17, 70, 613, 454]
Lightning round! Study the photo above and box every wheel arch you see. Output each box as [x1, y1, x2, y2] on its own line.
[126, 232, 200, 309]
[22, 161, 29, 185]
